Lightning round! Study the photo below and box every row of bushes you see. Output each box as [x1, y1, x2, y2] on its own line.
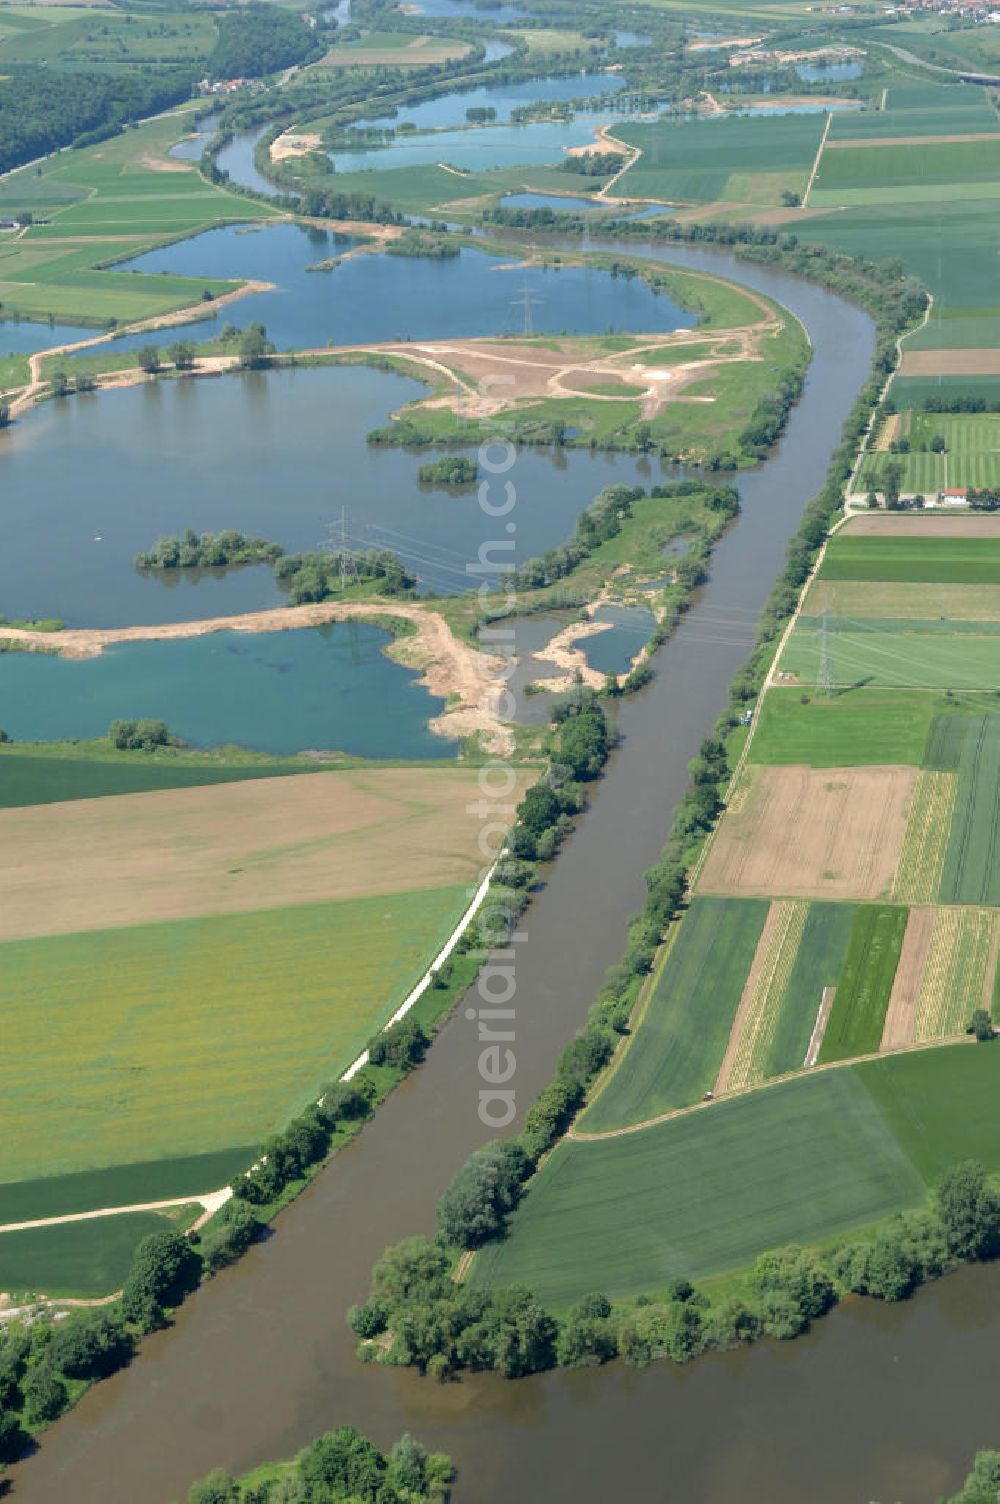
[0, 1071, 400, 1465]
[345, 215, 933, 1377]
[178, 1426, 453, 1504]
[348, 1162, 1000, 1380]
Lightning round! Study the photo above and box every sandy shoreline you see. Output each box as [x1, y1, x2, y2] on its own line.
[0, 601, 513, 753]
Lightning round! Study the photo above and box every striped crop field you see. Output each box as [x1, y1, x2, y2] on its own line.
[764, 902, 856, 1078]
[914, 906, 997, 1042]
[578, 897, 769, 1133]
[818, 536, 1000, 584]
[891, 771, 957, 904]
[818, 905, 909, 1063]
[858, 450, 944, 494]
[719, 900, 809, 1093]
[939, 716, 1000, 905]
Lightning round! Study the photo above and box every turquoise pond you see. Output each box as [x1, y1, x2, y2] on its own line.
[583, 604, 656, 676]
[0, 628, 447, 758]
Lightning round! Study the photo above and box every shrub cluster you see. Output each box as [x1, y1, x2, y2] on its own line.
[274, 549, 416, 603]
[417, 456, 478, 486]
[179, 1425, 453, 1504]
[135, 530, 284, 572]
[108, 718, 177, 752]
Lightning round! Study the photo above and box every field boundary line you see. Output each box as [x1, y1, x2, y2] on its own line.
[568, 1034, 974, 1143]
[577, 922, 684, 1120]
[802, 111, 832, 208]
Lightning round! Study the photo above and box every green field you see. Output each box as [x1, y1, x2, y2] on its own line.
[613, 114, 825, 205]
[855, 1044, 1000, 1182]
[764, 902, 856, 1077]
[748, 687, 974, 766]
[1, 886, 467, 1184]
[813, 139, 1000, 208]
[579, 897, 768, 1133]
[0, 1211, 178, 1297]
[939, 715, 1000, 905]
[0, 743, 337, 809]
[861, 413, 1000, 490]
[828, 88, 1000, 140]
[0, 1147, 256, 1225]
[858, 449, 944, 493]
[0, 108, 277, 324]
[817, 905, 907, 1063]
[475, 1044, 1000, 1306]
[818, 535, 1000, 583]
[781, 619, 1000, 689]
[475, 1067, 924, 1305]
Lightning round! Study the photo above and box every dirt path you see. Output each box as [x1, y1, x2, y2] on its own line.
[881, 906, 935, 1051]
[802, 110, 832, 209]
[804, 986, 836, 1068]
[7, 279, 275, 417]
[0, 600, 512, 751]
[0, 1189, 230, 1239]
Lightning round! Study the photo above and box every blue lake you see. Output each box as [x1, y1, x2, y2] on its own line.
[407, 0, 524, 19]
[796, 60, 863, 83]
[92, 225, 696, 353]
[613, 30, 651, 48]
[0, 627, 448, 757]
[357, 69, 626, 132]
[499, 192, 605, 212]
[498, 193, 675, 221]
[329, 116, 620, 172]
[0, 362, 674, 625]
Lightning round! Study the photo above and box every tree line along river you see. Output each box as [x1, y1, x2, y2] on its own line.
[12, 240, 995, 1504]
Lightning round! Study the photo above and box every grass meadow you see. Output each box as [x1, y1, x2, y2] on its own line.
[0, 886, 468, 1184]
[0, 1211, 181, 1297]
[0, 743, 327, 809]
[939, 715, 1000, 905]
[579, 897, 768, 1133]
[781, 620, 1000, 690]
[819, 535, 1000, 584]
[475, 1068, 925, 1305]
[747, 687, 975, 767]
[477, 1045, 1000, 1306]
[817, 905, 907, 1062]
[613, 114, 825, 205]
[0, 109, 277, 324]
[0, 1147, 256, 1225]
